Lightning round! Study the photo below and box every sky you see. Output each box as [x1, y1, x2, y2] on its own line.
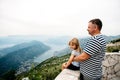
[0, 0, 120, 37]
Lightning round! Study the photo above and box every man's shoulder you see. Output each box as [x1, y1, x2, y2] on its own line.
[92, 34, 106, 41]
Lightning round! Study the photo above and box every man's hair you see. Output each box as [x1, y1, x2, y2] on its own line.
[89, 18, 102, 31]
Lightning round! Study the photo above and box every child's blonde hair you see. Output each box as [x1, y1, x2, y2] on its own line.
[68, 38, 82, 53]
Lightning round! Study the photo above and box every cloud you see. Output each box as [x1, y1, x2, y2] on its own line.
[0, 0, 120, 37]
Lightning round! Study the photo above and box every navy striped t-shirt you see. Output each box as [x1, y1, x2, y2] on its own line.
[80, 34, 106, 78]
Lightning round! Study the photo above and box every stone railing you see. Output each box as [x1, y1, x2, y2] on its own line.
[102, 53, 120, 80]
[55, 69, 80, 80]
[55, 53, 120, 80]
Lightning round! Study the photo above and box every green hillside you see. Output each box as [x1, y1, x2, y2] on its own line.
[106, 38, 120, 52]
[15, 54, 70, 80]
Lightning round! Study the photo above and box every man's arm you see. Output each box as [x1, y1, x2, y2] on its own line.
[73, 52, 90, 62]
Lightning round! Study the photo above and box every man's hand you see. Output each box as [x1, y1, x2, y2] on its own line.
[73, 52, 90, 62]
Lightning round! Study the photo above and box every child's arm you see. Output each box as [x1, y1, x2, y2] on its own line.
[64, 54, 75, 68]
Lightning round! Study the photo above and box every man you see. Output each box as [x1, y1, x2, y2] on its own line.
[73, 18, 106, 80]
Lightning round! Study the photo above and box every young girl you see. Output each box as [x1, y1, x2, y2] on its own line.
[62, 38, 82, 70]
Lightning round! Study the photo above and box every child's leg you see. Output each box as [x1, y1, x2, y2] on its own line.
[61, 62, 67, 70]
[61, 63, 65, 70]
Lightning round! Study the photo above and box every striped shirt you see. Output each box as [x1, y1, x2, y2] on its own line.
[80, 34, 106, 78]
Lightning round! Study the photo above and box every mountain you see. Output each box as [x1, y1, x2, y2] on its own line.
[0, 35, 48, 45]
[0, 41, 50, 76]
[0, 35, 72, 46]
[54, 47, 71, 57]
[104, 35, 120, 43]
[0, 35, 120, 45]
[45, 36, 73, 45]
[0, 41, 46, 57]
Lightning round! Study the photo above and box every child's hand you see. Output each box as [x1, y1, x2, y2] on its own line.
[62, 62, 68, 70]
[63, 62, 68, 68]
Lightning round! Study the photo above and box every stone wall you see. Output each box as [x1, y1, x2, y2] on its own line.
[55, 69, 80, 80]
[102, 53, 120, 80]
[55, 53, 120, 80]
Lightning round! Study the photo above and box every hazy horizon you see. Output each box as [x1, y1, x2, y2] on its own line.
[0, 34, 120, 38]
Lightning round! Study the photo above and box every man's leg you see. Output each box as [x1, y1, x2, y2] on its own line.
[83, 75, 101, 80]
[80, 73, 84, 80]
